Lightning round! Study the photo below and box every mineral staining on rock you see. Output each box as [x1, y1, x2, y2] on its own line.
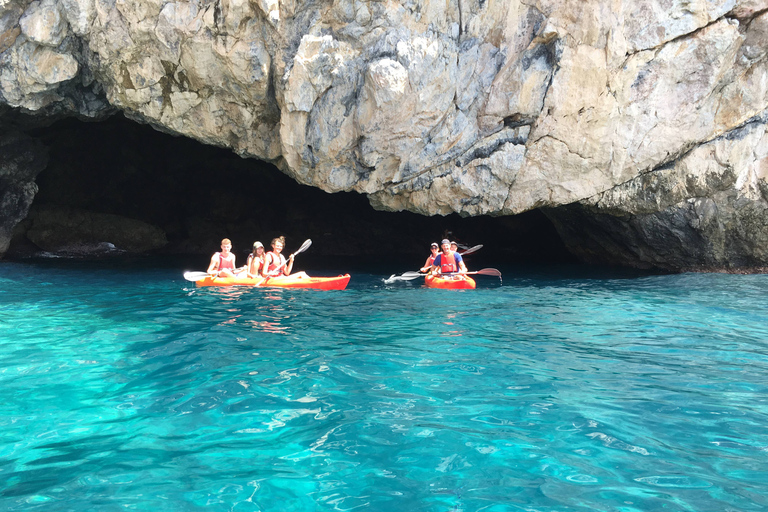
[1, 0, 768, 268]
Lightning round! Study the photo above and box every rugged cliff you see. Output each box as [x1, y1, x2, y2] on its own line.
[1, 0, 768, 269]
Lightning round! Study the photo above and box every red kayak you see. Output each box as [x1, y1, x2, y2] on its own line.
[425, 274, 476, 289]
[195, 272, 350, 290]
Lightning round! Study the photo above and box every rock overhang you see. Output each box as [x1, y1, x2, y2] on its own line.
[1, 0, 768, 269]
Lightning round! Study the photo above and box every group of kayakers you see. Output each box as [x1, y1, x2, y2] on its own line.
[208, 236, 471, 280]
[420, 239, 469, 275]
[207, 237, 294, 278]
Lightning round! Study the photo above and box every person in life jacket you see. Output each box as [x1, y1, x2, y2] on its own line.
[246, 241, 267, 278]
[419, 242, 440, 272]
[207, 238, 239, 277]
[262, 235, 295, 277]
[430, 238, 468, 275]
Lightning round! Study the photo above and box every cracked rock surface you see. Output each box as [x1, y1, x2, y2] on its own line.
[2, 0, 768, 268]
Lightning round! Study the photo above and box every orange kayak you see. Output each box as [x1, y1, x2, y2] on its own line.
[262, 272, 350, 290]
[195, 275, 260, 287]
[425, 274, 476, 289]
[196, 272, 350, 290]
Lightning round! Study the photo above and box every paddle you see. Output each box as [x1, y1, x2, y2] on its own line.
[459, 244, 483, 256]
[183, 268, 247, 281]
[441, 267, 502, 283]
[383, 272, 419, 283]
[183, 271, 211, 282]
[399, 271, 426, 279]
[442, 268, 501, 277]
[384, 271, 426, 283]
[266, 239, 312, 276]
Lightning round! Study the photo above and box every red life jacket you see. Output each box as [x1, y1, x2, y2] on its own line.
[428, 254, 437, 266]
[267, 251, 286, 273]
[439, 251, 457, 273]
[217, 252, 235, 270]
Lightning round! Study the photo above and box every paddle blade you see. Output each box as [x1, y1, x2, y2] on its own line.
[183, 271, 210, 282]
[459, 244, 483, 256]
[476, 268, 501, 277]
[294, 239, 312, 256]
[384, 272, 424, 283]
[271, 239, 312, 275]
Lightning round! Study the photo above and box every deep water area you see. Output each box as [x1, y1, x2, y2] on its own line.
[1, 259, 767, 511]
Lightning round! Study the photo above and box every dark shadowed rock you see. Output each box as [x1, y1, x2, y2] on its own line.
[24, 206, 167, 255]
[0, 130, 48, 255]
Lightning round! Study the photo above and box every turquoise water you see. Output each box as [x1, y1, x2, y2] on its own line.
[1, 261, 767, 511]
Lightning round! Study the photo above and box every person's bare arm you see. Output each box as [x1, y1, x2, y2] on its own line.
[207, 254, 219, 275]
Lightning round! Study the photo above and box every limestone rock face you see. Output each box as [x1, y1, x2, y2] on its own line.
[545, 116, 768, 270]
[2, 0, 768, 268]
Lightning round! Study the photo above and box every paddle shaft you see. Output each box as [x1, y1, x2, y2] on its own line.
[184, 267, 247, 281]
[440, 268, 501, 277]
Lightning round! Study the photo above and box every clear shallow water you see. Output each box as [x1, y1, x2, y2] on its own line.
[1, 261, 767, 511]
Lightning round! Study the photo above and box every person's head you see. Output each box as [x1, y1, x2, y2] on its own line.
[221, 238, 232, 253]
[271, 236, 286, 252]
[253, 241, 264, 254]
[440, 239, 451, 253]
[430, 242, 439, 253]
[450, 241, 458, 252]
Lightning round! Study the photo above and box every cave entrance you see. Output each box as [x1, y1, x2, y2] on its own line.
[11, 114, 575, 269]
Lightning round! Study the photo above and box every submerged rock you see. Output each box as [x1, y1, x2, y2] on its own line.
[1, 0, 768, 269]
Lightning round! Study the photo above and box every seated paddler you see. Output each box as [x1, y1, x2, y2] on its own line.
[430, 238, 468, 276]
[207, 238, 239, 277]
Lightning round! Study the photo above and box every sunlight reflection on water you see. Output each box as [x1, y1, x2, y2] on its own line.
[0, 263, 767, 511]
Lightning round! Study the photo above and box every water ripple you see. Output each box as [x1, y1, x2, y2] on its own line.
[1, 263, 768, 510]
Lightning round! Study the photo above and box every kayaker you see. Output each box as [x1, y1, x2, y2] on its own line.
[419, 242, 440, 272]
[263, 236, 294, 277]
[450, 241, 459, 253]
[430, 238, 467, 275]
[246, 241, 267, 278]
[207, 238, 238, 277]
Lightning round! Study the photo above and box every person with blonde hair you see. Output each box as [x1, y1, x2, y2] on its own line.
[207, 238, 238, 277]
[263, 236, 294, 277]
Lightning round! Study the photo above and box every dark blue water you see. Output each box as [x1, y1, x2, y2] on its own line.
[1, 260, 767, 511]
